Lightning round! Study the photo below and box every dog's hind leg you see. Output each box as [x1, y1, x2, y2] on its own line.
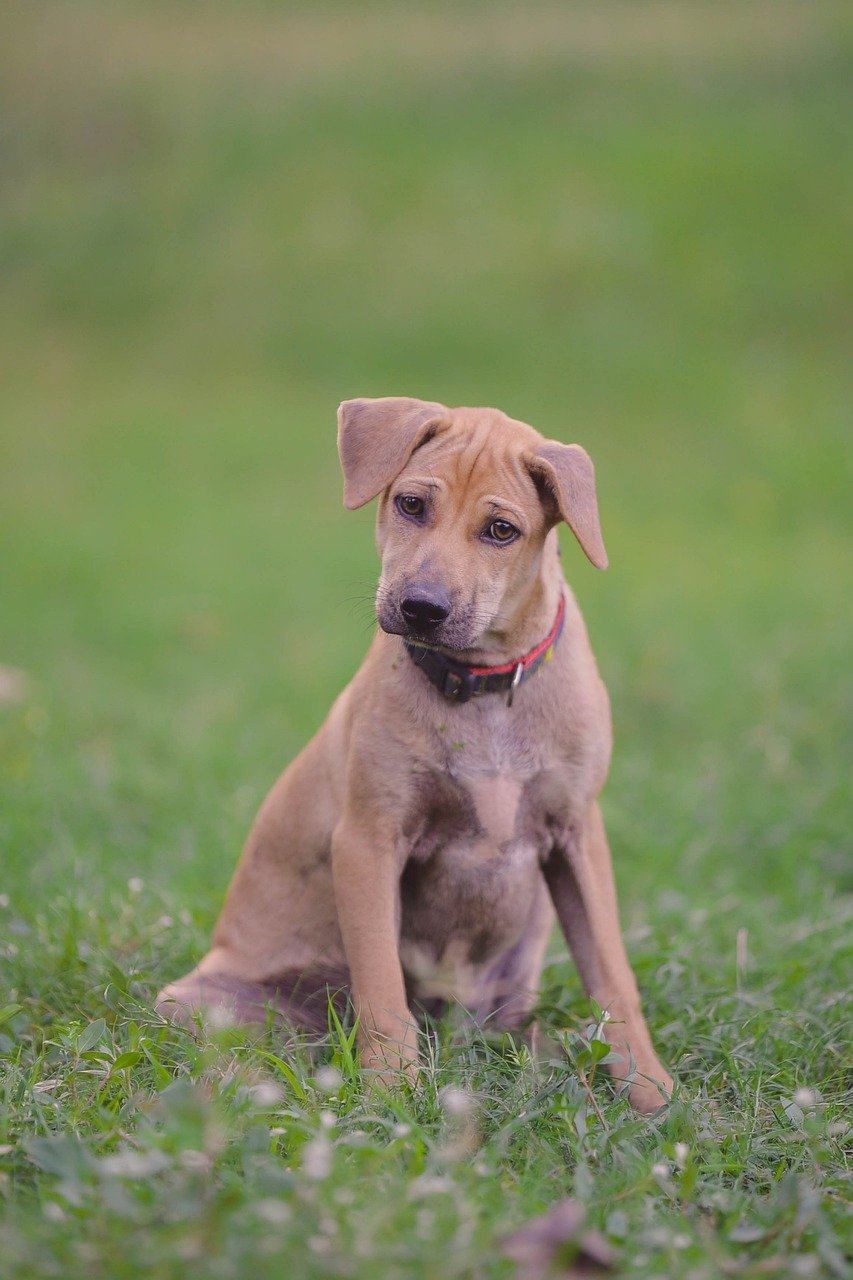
[156, 729, 349, 1035]
[155, 959, 349, 1035]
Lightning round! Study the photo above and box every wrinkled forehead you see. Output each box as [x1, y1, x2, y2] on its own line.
[398, 409, 544, 508]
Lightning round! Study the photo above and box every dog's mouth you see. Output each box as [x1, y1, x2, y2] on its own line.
[402, 628, 455, 650]
[376, 602, 484, 653]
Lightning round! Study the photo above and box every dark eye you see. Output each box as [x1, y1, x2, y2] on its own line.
[485, 518, 519, 545]
[396, 493, 425, 520]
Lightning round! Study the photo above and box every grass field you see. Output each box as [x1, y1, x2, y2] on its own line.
[0, 3, 851, 1276]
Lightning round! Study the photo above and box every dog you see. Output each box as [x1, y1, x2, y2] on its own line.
[157, 397, 673, 1113]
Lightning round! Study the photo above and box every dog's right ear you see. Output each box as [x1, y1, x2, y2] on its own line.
[337, 397, 447, 509]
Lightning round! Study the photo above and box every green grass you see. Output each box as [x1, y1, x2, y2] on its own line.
[0, 2, 850, 1275]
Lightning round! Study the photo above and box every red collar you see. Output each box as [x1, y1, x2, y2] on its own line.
[405, 594, 566, 706]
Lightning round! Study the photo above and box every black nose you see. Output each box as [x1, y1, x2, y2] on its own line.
[400, 587, 451, 631]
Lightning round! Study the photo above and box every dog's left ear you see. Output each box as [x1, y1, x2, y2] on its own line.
[337, 396, 448, 509]
[527, 441, 609, 569]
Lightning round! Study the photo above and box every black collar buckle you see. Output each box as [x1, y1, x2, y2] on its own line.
[442, 668, 476, 703]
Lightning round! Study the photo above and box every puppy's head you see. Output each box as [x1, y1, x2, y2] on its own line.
[337, 397, 607, 651]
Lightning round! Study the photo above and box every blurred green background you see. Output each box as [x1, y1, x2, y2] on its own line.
[1, 0, 850, 928]
[0, 6, 851, 1276]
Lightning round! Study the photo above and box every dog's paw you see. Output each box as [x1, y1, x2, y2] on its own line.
[627, 1069, 673, 1115]
[361, 1048, 421, 1093]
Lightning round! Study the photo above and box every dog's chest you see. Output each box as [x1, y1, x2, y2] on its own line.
[399, 714, 560, 972]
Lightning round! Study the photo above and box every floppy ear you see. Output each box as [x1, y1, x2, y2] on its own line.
[337, 396, 448, 509]
[528, 441, 609, 569]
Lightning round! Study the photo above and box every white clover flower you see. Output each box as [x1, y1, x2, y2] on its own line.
[127, 877, 144, 894]
[409, 1175, 454, 1198]
[315, 1065, 342, 1093]
[248, 1080, 284, 1108]
[179, 1150, 211, 1172]
[205, 1004, 236, 1030]
[674, 1142, 689, 1168]
[792, 1257, 820, 1276]
[255, 1199, 291, 1225]
[793, 1087, 816, 1109]
[302, 1137, 331, 1180]
[439, 1085, 473, 1117]
[102, 1149, 170, 1178]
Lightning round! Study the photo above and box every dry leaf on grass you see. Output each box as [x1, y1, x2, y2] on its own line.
[502, 1196, 616, 1278]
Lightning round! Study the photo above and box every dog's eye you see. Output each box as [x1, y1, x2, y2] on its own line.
[396, 494, 425, 520]
[485, 518, 519, 544]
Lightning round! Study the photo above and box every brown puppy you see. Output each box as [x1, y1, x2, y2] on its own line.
[157, 398, 673, 1113]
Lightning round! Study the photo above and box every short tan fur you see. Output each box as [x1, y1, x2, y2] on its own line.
[157, 397, 672, 1113]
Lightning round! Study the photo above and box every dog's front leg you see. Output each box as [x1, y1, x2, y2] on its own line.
[542, 801, 672, 1113]
[331, 817, 418, 1088]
